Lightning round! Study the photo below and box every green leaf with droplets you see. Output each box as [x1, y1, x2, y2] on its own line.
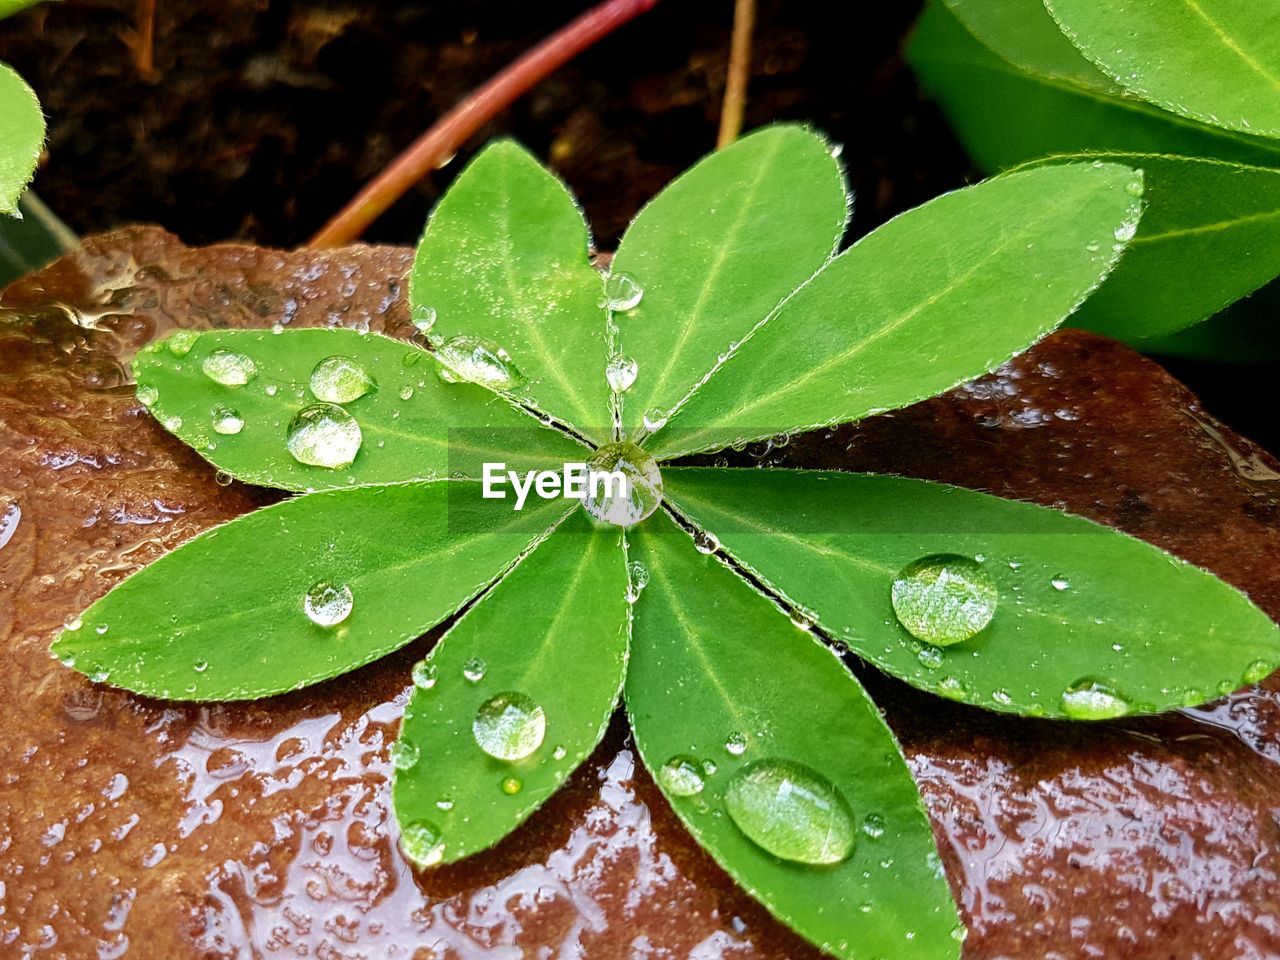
[392, 512, 628, 864]
[1030, 153, 1280, 340]
[646, 162, 1143, 459]
[663, 468, 1280, 718]
[626, 513, 960, 959]
[609, 125, 848, 437]
[1045, 0, 1280, 141]
[906, 0, 1280, 170]
[409, 140, 610, 444]
[135, 327, 586, 492]
[52, 484, 571, 700]
[0, 62, 44, 216]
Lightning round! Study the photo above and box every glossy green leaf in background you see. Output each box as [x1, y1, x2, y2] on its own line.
[0, 62, 44, 216]
[1038, 153, 1280, 340]
[609, 125, 848, 437]
[409, 140, 610, 443]
[647, 162, 1142, 459]
[1046, 0, 1280, 140]
[664, 468, 1280, 717]
[136, 328, 586, 492]
[1140, 280, 1280, 361]
[52, 484, 571, 700]
[626, 514, 961, 959]
[0, 1, 44, 18]
[907, 0, 1280, 170]
[393, 512, 628, 864]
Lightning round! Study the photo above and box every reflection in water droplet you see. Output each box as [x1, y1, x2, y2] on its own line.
[166, 329, 200, 356]
[137, 384, 159, 407]
[473, 692, 546, 761]
[605, 354, 638, 393]
[579, 441, 663, 527]
[399, 820, 445, 869]
[412, 304, 437, 335]
[462, 657, 487, 683]
[286, 403, 362, 469]
[891, 554, 997, 647]
[309, 356, 376, 403]
[1060, 678, 1130, 720]
[659, 756, 706, 797]
[303, 580, 353, 628]
[435, 335, 524, 391]
[693, 530, 719, 555]
[603, 272, 643, 311]
[501, 776, 523, 795]
[211, 405, 244, 435]
[389, 739, 420, 770]
[724, 759, 856, 865]
[201, 349, 258, 387]
[411, 659, 437, 690]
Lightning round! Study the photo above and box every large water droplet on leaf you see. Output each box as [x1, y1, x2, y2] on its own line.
[303, 580, 353, 627]
[603, 272, 643, 311]
[473, 691, 546, 761]
[605, 354, 638, 393]
[579, 441, 663, 527]
[399, 819, 445, 869]
[1060, 678, 1130, 720]
[659, 755, 706, 797]
[891, 554, 997, 646]
[201, 349, 258, 387]
[724, 758, 856, 866]
[435, 335, 524, 392]
[309, 355, 376, 403]
[286, 403, 362, 469]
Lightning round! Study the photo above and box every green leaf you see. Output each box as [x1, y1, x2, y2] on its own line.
[907, 0, 1280, 170]
[1138, 279, 1280, 361]
[0, 190, 77, 287]
[135, 328, 586, 492]
[0, 1, 44, 18]
[1046, 0, 1280, 140]
[664, 468, 1280, 717]
[646, 162, 1143, 459]
[0, 62, 44, 216]
[610, 125, 848, 437]
[409, 140, 610, 443]
[392, 512, 628, 864]
[1035, 153, 1280, 340]
[52, 483, 571, 700]
[626, 512, 960, 959]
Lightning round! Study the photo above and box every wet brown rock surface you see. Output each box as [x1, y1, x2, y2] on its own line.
[2, 227, 1279, 959]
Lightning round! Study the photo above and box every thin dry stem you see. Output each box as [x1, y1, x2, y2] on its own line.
[716, 0, 756, 148]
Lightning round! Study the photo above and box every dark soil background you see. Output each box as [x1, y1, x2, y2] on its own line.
[0, 0, 1274, 451]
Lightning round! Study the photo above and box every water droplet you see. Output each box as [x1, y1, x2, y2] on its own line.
[603, 272, 643, 311]
[501, 776, 523, 795]
[693, 530, 719, 555]
[659, 756, 706, 797]
[194, 659, 208, 673]
[412, 304, 437, 335]
[552, 745, 567, 761]
[166, 329, 199, 356]
[641, 406, 668, 432]
[861, 813, 886, 839]
[398, 385, 414, 401]
[211, 405, 244, 435]
[917, 646, 943, 670]
[626, 559, 649, 602]
[286, 403, 362, 469]
[891, 554, 997, 647]
[1243, 659, 1274, 684]
[1085, 240, 1101, 253]
[1125, 177, 1143, 198]
[473, 692, 546, 761]
[137, 384, 159, 407]
[399, 820, 444, 869]
[411, 659, 437, 690]
[214, 470, 233, 487]
[462, 657, 487, 683]
[1060, 678, 1130, 720]
[724, 759, 856, 865]
[303, 580, 353, 628]
[309, 355, 376, 403]
[1114, 221, 1138, 243]
[937, 676, 967, 701]
[789, 606, 817, 631]
[435, 798, 454, 811]
[951, 923, 968, 943]
[389, 739, 420, 770]
[162, 415, 183, 431]
[579, 441, 663, 527]
[724, 731, 747, 756]
[201, 349, 258, 387]
[605, 354, 638, 393]
[264, 384, 278, 397]
[1050, 575, 1070, 591]
[63, 615, 83, 631]
[434, 335, 524, 391]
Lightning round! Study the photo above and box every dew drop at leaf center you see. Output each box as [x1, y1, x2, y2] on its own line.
[473, 691, 546, 761]
[724, 759, 856, 866]
[891, 553, 997, 647]
[286, 403, 362, 469]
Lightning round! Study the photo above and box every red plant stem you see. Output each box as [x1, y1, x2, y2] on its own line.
[716, 0, 756, 148]
[309, 0, 661, 248]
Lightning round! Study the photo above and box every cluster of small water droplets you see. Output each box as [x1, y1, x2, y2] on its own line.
[891, 554, 997, 647]
[287, 403, 362, 469]
[724, 759, 856, 865]
[579, 441, 663, 527]
[303, 580, 353, 628]
[309, 355, 376, 403]
[472, 692, 547, 761]
[435, 335, 524, 392]
[201, 349, 258, 387]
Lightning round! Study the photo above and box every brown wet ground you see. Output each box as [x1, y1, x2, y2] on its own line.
[2, 228, 1280, 958]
